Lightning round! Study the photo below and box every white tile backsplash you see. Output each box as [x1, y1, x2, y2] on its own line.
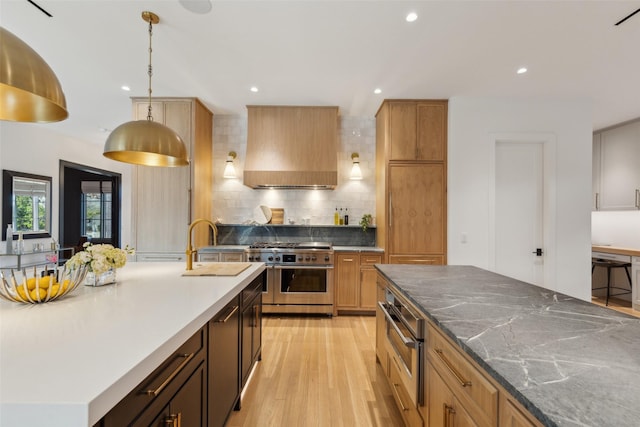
[212, 115, 376, 225]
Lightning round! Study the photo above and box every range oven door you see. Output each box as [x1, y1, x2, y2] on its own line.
[273, 265, 334, 305]
[378, 300, 423, 406]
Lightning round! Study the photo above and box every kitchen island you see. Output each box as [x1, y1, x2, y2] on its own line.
[0, 262, 266, 427]
[376, 264, 640, 427]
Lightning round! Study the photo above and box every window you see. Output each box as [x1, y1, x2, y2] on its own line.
[81, 181, 112, 240]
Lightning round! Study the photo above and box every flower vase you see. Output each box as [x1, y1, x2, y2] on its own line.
[84, 268, 117, 287]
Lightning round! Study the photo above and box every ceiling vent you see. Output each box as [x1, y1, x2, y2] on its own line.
[244, 106, 338, 189]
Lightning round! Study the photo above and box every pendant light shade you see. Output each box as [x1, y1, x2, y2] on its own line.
[103, 11, 188, 167]
[0, 27, 68, 123]
[103, 120, 189, 167]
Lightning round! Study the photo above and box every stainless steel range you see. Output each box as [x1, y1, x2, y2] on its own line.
[245, 242, 334, 315]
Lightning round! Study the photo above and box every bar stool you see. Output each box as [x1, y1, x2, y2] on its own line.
[591, 258, 632, 306]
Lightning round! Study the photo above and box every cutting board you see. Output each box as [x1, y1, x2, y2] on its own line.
[182, 262, 252, 276]
[271, 208, 284, 224]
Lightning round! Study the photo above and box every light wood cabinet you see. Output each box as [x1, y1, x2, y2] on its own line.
[335, 252, 382, 314]
[376, 100, 447, 264]
[498, 393, 543, 427]
[389, 101, 447, 161]
[375, 277, 387, 365]
[428, 362, 478, 427]
[131, 98, 213, 260]
[593, 119, 640, 211]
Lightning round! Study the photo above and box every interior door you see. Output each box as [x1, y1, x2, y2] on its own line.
[495, 141, 544, 286]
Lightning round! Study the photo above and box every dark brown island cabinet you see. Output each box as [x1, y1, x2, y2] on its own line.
[95, 271, 265, 427]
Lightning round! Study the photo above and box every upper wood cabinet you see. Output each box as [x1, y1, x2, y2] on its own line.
[131, 98, 213, 257]
[376, 99, 447, 264]
[387, 100, 447, 161]
[593, 119, 640, 211]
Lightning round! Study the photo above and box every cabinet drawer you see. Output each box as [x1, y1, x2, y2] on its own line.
[361, 253, 382, 265]
[198, 253, 220, 262]
[101, 326, 207, 426]
[389, 255, 444, 265]
[427, 324, 497, 426]
[389, 350, 424, 427]
[499, 393, 543, 427]
[221, 252, 244, 262]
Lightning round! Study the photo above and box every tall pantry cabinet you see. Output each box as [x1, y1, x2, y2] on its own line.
[131, 98, 213, 261]
[376, 100, 447, 265]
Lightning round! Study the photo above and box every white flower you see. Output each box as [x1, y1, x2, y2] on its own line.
[66, 243, 135, 275]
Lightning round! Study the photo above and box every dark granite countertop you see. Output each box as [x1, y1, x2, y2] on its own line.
[375, 264, 640, 427]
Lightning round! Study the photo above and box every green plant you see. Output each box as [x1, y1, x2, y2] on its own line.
[359, 214, 373, 232]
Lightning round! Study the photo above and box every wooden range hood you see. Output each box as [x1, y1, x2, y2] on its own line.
[244, 105, 338, 189]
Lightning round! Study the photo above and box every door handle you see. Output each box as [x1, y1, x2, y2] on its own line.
[532, 248, 543, 256]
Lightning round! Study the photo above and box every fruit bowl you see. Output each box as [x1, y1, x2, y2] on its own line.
[0, 264, 89, 304]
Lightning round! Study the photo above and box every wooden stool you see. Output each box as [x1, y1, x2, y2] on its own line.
[591, 258, 632, 306]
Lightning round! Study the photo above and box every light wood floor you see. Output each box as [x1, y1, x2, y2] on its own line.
[226, 315, 404, 427]
[591, 296, 640, 318]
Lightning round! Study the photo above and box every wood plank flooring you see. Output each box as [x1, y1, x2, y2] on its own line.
[591, 296, 640, 318]
[226, 315, 404, 427]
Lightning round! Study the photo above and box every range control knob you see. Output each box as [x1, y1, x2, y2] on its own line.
[305, 256, 311, 261]
[311, 256, 317, 261]
[268, 256, 274, 262]
[324, 255, 330, 262]
[297, 256, 303, 262]
[275, 256, 281, 262]
[247, 256, 253, 261]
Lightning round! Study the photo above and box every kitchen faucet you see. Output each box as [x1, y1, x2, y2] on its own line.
[186, 218, 218, 270]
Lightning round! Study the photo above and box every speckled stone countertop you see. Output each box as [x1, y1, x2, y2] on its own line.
[375, 264, 640, 427]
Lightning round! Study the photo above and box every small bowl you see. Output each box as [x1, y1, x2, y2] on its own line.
[0, 264, 89, 304]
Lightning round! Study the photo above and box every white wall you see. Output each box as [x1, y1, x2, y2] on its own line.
[0, 122, 133, 252]
[448, 97, 593, 300]
[592, 211, 640, 247]
[212, 115, 376, 226]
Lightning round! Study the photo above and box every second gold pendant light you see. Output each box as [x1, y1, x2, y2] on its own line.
[103, 11, 188, 167]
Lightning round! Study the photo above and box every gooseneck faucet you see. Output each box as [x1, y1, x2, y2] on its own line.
[186, 218, 218, 270]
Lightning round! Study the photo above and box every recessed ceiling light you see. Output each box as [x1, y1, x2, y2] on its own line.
[406, 12, 418, 22]
[517, 67, 528, 74]
[250, 86, 259, 93]
[121, 85, 130, 91]
[374, 88, 382, 94]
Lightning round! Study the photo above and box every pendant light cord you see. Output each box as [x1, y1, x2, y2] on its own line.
[146, 17, 154, 122]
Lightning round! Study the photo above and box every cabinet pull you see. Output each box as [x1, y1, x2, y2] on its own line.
[344, 258, 354, 262]
[443, 403, 456, 427]
[410, 259, 434, 264]
[595, 192, 599, 210]
[636, 189, 639, 209]
[254, 305, 259, 328]
[434, 349, 472, 387]
[216, 305, 239, 323]
[391, 383, 410, 412]
[145, 353, 195, 396]
[164, 412, 182, 427]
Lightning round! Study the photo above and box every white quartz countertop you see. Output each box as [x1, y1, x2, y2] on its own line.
[0, 261, 266, 427]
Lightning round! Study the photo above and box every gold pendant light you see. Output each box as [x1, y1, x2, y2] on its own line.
[103, 11, 188, 167]
[0, 27, 68, 123]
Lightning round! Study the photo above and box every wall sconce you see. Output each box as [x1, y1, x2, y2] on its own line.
[223, 151, 237, 178]
[350, 153, 363, 180]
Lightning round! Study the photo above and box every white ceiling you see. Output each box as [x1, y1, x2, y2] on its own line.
[2, 0, 639, 145]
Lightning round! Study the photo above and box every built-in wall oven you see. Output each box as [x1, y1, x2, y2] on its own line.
[378, 286, 425, 406]
[245, 242, 334, 315]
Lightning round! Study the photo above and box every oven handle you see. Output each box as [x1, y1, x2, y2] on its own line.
[378, 301, 417, 349]
[273, 265, 333, 270]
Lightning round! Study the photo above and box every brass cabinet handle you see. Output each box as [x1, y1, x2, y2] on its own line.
[391, 383, 410, 412]
[145, 353, 195, 396]
[254, 305, 259, 328]
[595, 192, 599, 210]
[164, 412, 181, 427]
[216, 305, 239, 323]
[434, 349, 472, 387]
[443, 403, 456, 427]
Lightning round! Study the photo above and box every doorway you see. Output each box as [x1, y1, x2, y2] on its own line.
[489, 133, 556, 288]
[59, 160, 121, 249]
